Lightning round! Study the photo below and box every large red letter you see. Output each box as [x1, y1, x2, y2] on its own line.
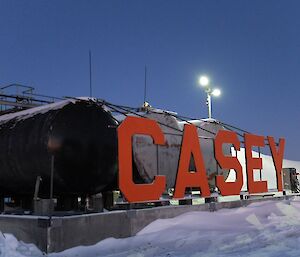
[268, 136, 285, 192]
[244, 133, 268, 194]
[214, 130, 243, 196]
[173, 124, 210, 198]
[118, 116, 166, 202]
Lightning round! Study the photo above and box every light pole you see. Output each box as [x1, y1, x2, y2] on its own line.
[198, 75, 221, 119]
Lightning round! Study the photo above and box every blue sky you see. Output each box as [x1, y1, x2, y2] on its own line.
[0, 0, 299, 160]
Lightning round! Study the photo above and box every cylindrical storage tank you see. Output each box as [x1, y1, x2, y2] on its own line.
[183, 119, 231, 188]
[0, 99, 118, 197]
[131, 111, 230, 190]
[131, 111, 182, 188]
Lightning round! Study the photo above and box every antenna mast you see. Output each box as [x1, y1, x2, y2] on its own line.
[89, 50, 92, 97]
[143, 65, 147, 105]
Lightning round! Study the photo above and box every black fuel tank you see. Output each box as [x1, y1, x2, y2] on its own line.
[0, 99, 118, 196]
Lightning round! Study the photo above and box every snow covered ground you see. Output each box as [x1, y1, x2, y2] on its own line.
[1, 197, 300, 257]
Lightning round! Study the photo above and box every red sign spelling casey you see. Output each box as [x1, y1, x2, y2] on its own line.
[118, 116, 285, 203]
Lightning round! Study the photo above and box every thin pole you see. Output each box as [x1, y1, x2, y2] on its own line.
[50, 155, 54, 200]
[89, 50, 92, 97]
[143, 65, 147, 104]
[207, 93, 212, 119]
[49, 155, 55, 219]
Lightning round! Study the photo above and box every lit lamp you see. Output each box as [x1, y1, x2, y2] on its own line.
[198, 75, 221, 119]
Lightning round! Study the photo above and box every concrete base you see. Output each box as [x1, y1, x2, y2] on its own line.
[33, 199, 55, 216]
[0, 196, 296, 253]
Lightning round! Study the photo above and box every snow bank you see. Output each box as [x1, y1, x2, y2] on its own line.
[2, 197, 298, 257]
[48, 197, 300, 257]
[0, 233, 41, 257]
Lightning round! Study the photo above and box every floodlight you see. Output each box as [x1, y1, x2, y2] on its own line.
[199, 76, 210, 87]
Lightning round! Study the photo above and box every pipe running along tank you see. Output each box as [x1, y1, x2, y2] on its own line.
[0, 98, 118, 197]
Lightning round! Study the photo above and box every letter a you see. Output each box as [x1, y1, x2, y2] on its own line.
[173, 124, 210, 198]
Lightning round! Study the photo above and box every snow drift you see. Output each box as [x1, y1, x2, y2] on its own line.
[1, 197, 300, 257]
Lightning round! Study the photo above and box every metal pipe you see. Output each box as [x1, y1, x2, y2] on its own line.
[50, 155, 54, 201]
[207, 93, 212, 119]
